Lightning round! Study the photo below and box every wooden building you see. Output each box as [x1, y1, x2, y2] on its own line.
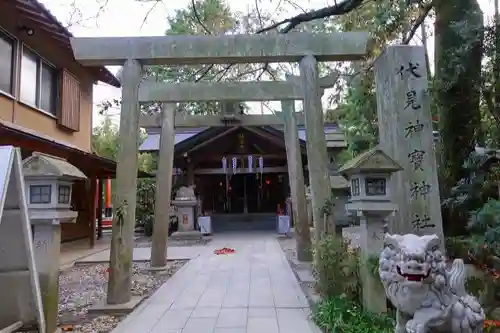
[0, 0, 121, 245]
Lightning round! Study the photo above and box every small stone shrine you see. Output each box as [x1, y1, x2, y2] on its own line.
[171, 185, 202, 240]
[339, 146, 402, 313]
[22, 152, 87, 333]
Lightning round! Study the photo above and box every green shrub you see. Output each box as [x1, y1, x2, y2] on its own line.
[135, 179, 155, 231]
[441, 151, 496, 215]
[142, 212, 179, 237]
[312, 295, 394, 333]
[468, 199, 500, 255]
[313, 235, 360, 301]
[142, 214, 155, 236]
[367, 254, 380, 277]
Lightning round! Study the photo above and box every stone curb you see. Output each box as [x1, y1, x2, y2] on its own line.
[277, 237, 322, 308]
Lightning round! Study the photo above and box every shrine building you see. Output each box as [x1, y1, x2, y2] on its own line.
[139, 124, 347, 231]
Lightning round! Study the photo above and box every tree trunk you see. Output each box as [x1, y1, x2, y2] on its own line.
[420, 22, 432, 79]
[434, 0, 484, 235]
[494, 0, 500, 121]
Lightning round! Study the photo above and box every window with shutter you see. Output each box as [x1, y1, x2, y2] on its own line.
[58, 69, 80, 131]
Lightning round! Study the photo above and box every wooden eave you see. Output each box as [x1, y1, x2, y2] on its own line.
[0, 0, 120, 88]
[0, 120, 152, 178]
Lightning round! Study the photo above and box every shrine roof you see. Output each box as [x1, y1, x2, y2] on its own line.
[139, 124, 343, 152]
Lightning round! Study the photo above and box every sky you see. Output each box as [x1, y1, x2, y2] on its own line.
[39, 0, 495, 127]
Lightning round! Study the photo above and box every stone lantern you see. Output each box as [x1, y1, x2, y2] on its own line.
[339, 148, 402, 216]
[22, 153, 87, 333]
[338, 146, 402, 314]
[171, 185, 202, 240]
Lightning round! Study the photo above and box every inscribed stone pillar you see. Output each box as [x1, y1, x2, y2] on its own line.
[150, 103, 175, 269]
[107, 59, 142, 304]
[32, 222, 61, 333]
[281, 100, 312, 261]
[374, 46, 444, 240]
[300, 55, 332, 238]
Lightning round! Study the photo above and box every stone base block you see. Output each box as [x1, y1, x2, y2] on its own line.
[146, 264, 170, 272]
[170, 230, 203, 241]
[87, 296, 144, 316]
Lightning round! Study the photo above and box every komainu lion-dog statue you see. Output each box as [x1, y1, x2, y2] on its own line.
[175, 186, 196, 200]
[379, 233, 485, 333]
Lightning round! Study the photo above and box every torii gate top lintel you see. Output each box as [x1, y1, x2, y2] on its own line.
[138, 72, 340, 103]
[70, 32, 372, 66]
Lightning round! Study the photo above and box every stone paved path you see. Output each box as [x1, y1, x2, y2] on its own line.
[111, 232, 320, 333]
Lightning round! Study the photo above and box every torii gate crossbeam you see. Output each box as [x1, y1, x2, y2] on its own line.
[70, 32, 371, 65]
[138, 73, 339, 128]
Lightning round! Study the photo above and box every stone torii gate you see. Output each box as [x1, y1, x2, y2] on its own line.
[70, 32, 372, 307]
[139, 73, 339, 265]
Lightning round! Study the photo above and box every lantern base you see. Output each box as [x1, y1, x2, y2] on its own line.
[170, 230, 203, 241]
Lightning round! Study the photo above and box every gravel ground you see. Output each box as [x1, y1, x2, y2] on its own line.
[58, 260, 186, 333]
[133, 236, 212, 248]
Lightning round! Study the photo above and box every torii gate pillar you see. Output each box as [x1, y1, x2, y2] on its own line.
[300, 55, 332, 239]
[282, 100, 312, 261]
[107, 59, 143, 305]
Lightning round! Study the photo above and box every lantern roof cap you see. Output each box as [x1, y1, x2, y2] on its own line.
[339, 146, 402, 176]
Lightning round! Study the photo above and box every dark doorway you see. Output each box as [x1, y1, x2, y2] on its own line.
[200, 172, 288, 214]
[246, 174, 258, 213]
[258, 173, 287, 213]
[229, 174, 245, 213]
[201, 175, 227, 214]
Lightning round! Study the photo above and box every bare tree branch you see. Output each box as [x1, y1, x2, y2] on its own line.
[140, 0, 162, 28]
[283, 0, 308, 15]
[191, 0, 212, 34]
[254, 0, 264, 29]
[65, 0, 110, 29]
[256, 0, 365, 33]
[269, 0, 284, 18]
[402, 2, 434, 44]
